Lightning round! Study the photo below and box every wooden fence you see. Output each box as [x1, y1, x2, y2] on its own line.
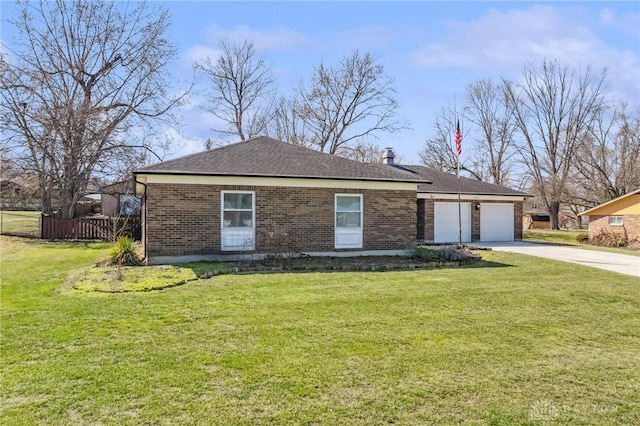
[41, 216, 141, 241]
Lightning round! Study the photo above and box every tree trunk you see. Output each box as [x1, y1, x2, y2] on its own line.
[40, 185, 53, 215]
[548, 201, 561, 230]
[59, 189, 76, 219]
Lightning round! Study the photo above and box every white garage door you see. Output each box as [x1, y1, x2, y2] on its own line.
[480, 203, 514, 242]
[434, 202, 471, 243]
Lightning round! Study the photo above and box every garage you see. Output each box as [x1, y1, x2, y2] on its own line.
[434, 202, 471, 243]
[480, 203, 514, 241]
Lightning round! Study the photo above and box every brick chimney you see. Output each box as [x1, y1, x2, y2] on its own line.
[381, 147, 395, 165]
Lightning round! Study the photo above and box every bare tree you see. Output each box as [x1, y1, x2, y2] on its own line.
[570, 103, 640, 206]
[419, 105, 482, 180]
[338, 141, 384, 163]
[268, 95, 312, 148]
[1, 0, 185, 218]
[504, 60, 607, 229]
[465, 79, 518, 186]
[293, 50, 407, 155]
[194, 38, 275, 141]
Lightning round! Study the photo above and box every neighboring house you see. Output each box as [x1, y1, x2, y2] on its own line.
[580, 189, 640, 245]
[0, 178, 42, 210]
[522, 197, 550, 229]
[522, 192, 586, 230]
[101, 180, 141, 217]
[523, 213, 550, 230]
[134, 137, 427, 264]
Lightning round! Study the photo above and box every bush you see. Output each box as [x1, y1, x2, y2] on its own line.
[589, 230, 628, 248]
[259, 223, 299, 267]
[110, 236, 142, 266]
[408, 245, 479, 262]
[439, 246, 474, 261]
[575, 232, 589, 243]
[407, 247, 441, 262]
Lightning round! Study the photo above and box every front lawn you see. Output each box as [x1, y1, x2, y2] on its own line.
[524, 229, 640, 256]
[523, 228, 587, 244]
[1, 236, 639, 425]
[0, 210, 41, 237]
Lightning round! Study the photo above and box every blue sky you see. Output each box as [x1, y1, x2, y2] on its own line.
[2, 1, 639, 163]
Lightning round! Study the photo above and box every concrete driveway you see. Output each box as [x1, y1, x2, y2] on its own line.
[478, 241, 640, 278]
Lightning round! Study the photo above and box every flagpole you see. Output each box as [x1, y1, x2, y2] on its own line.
[455, 119, 462, 245]
[457, 149, 462, 245]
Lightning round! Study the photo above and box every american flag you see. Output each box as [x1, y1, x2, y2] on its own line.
[455, 120, 462, 156]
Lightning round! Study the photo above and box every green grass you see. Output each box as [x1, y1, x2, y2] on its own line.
[523, 229, 587, 244]
[66, 265, 199, 292]
[2, 236, 639, 425]
[524, 229, 640, 257]
[0, 210, 40, 236]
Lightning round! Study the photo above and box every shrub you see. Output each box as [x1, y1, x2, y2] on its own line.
[407, 247, 441, 262]
[589, 230, 628, 248]
[439, 247, 474, 261]
[110, 236, 142, 266]
[575, 232, 589, 243]
[408, 245, 479, 262]
[260, 223, 298, 267]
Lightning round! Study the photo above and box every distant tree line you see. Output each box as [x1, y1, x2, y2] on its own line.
[1, 0, 188, 218]
[420, 60, 639, 229]
[193, 38, 407, 161]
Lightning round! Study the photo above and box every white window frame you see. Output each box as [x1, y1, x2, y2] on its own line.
[608, 216, 624, 226]
[334, 194, 363, 249]
[221, 191, 255, 251]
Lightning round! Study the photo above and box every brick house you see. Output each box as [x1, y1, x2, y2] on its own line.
[580, 189, 640, 247]
[134, 137, 529, 264]
[134, 137, 427, 264]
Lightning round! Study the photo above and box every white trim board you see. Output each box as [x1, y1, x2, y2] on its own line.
[135, 173, 418, 195]
[418, 193, 526, 201]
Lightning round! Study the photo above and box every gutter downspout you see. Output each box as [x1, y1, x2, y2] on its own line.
[133, 174, 148, 263]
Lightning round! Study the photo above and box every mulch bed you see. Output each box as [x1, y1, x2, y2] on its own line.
[198, 254, 481, 279]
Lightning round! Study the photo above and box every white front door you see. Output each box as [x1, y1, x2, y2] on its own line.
[335, 194, 363, 249]
[480, 203, 514, 242]
[434, 202, 471, 243]
[221, 191, 255, 251]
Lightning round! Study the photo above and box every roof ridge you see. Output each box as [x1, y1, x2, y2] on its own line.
[134, 137, 428, 183]
[399, 164, 529, 196]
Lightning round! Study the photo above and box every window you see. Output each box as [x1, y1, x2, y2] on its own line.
[221, 191, 255, 251]
[609, 216, 624, 226]
[222, 192, 254, 228]
[335, 194, 363, 249]
[336, 195, 362, 228]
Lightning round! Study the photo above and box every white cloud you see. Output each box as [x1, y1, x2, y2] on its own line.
[598, 8, 639, 37]
[412, 5, 640, 104]
[183, 24, 309, 69]
[154, 126, 203, 161]
[203, 24, 308, 51]
[184, 44, 221, 65]
[599, 8, 615, 25]
[413, 6, 596, 70]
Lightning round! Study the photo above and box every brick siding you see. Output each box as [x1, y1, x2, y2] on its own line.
[143, 184, 416, 258]
[588, 215, 640, 244]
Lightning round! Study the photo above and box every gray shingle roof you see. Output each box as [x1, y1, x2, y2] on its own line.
[135, 136, 426, 183]
[397, 165, 529, 196]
